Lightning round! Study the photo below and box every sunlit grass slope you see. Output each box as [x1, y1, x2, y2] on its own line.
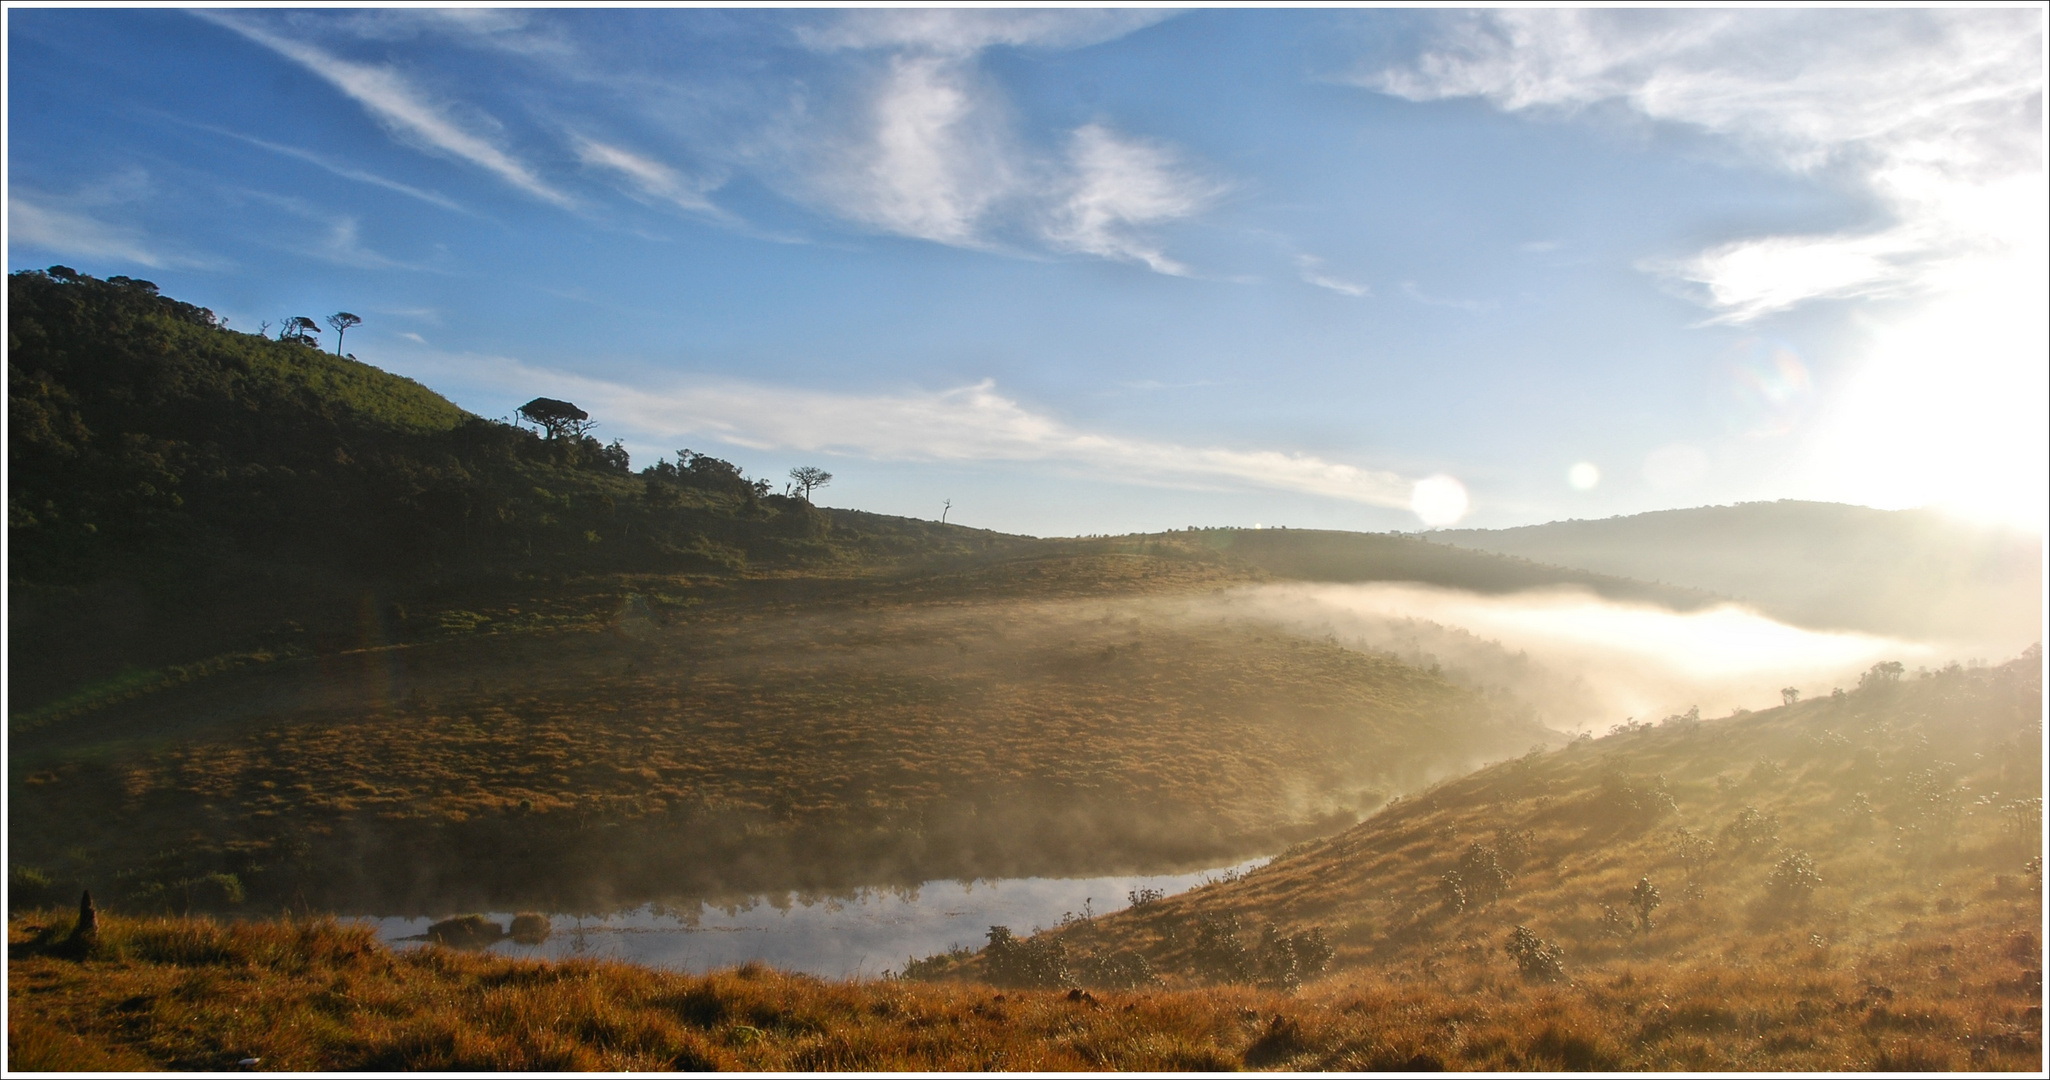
[905, 650, 2044, 1070]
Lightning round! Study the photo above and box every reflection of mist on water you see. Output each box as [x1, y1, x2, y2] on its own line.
[1202, 583, 1934, 729]
[362, 859, 1265, 978]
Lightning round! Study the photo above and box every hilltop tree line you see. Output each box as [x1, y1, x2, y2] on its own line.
[7, 267, 860, 592]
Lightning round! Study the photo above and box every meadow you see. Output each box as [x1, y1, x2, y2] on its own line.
[8, 549, 1550, 915]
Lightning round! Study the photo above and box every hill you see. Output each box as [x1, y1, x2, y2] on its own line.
[1431, 501, 2042, 644]
[6, 267, 1029, 711]
[902, 648, 2043, 1069]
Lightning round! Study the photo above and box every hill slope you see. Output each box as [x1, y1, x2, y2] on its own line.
[902, 649, 2043, 1069]
[6, 268, 1027, 709]
[1432, 501, 2041, 643]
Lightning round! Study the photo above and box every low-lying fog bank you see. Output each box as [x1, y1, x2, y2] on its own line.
[1195, 582, 1972, 730]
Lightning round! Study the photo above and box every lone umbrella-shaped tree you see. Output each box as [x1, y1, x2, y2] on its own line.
[326, 312, 361, 355]
[517, 397, 592, 440]
[788, 465, 832, 501]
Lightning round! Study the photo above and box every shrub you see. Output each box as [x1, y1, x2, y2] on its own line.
[1766, 851, 1822, 905]
[1187, 914, 1253, 984]
[1456, 842, 1511, 903]
[1254, 925, 1334, 991]
[1724, 806, 1780, 854]
[509, 913, 551, 945]
[983, 926, 1070, 989]
[1671, 827, 1715, 871]
[1438, 871, 1468, 915]
[427, 915, 504, 948]
[1598, 774, 1676, 830]
[1505, 925, 1566, 983]
[1631, 877, 1662, 931]
[1073, 949, 1160, 991]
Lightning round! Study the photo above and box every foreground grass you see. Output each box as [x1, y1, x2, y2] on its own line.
[9, 906, 2039, 1071]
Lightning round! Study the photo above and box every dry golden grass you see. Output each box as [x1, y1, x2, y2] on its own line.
[9, 551, 1543, 913]
[880, 652, 2039, 1070]
[9, 902, 2038, 1071]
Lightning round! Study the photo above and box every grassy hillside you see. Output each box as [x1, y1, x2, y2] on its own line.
[903, 649, 2044, 1069]
[6, 268, 1033, 711]
[1433, 501, 2042, 643]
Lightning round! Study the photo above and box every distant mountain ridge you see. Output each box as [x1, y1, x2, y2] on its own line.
[1431, 501, 2040, 644]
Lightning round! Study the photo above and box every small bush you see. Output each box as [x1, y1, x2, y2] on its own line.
[1074, 949, 1160, 990]
[1766, 851, 1822, 905]
[1456, 842, 1510, 903]
[508, 913, 551, 945]
[1254, 925, 1334, 990]
[1187, 914, 1252, 984]
[1505, 925, 1565, 983]
[427, 915, 504, 949]
[983, 925, 1070, 989]
[1724, 806, 1780, 854]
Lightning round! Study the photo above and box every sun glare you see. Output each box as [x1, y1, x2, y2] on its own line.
[1410, 474, 1470, 526]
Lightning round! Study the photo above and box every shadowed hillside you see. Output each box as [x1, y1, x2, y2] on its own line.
[1432, 502, 2041, 644]
[6, 267, 1034, 711]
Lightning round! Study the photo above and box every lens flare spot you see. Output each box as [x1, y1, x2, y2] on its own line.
[1568, 462, 1600, 490]
[1410, 474, 1469, 526]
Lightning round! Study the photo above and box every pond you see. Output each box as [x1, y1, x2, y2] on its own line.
[359, 857, 1266, 978]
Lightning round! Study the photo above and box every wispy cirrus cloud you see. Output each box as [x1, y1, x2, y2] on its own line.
[781, 10, 1219, 273]
[232, 189, 422, 271]
[195, 11, 572, 207]
[1362, 8, 2044, 322]
[408, 349, 1422, 511]
[1296, 255, 1371, 297]
[9, 171, 224, 270]
[571, 135, 726, 217]
[1045, 124, 1224, 276]
[795, 8, 1170, 57]
[169, 119, 473, 215]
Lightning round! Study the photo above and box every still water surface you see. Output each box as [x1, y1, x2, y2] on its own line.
[361, 858, 1265, 978]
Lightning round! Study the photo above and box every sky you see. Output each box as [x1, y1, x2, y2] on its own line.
[7, 6, 2046, 536]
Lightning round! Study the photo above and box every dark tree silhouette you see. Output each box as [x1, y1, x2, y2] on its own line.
[282, 316, 321, 346]
[789, 465, 832, 501]
[326, 312, 361, 355]
[517, 397, 592, 440]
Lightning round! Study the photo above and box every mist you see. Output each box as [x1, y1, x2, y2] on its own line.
[1198, 582, 1944, 731]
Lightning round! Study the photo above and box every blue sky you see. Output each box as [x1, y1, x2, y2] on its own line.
[8, 7, 2045, 535]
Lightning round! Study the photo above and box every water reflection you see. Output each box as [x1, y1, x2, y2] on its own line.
[360, 858, 1265, 978]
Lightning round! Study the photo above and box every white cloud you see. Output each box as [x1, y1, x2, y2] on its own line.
[812, 54, 1021, 246]
[8, 190, 216, 270]
[1044, 124, 1223, 275]
[1365, 9, 2044, 321]
[1296, 255, 1371, 297]
[571, 135, 724, 216]
[405, 350, 1424, 511]
[771, 20, 1218, 272]
[796, 9, 1169, 56]
[197, 11, 572, 207]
